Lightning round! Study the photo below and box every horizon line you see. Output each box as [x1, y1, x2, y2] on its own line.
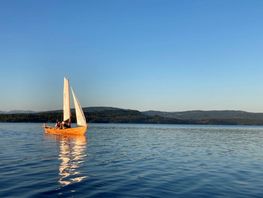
[1, 106, 263, 114]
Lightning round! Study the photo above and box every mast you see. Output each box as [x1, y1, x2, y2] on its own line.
[71, 88, 87, 126]
[63, 77, 71, 122]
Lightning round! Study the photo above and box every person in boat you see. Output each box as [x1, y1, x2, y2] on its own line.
[62, 119, 71, 129]
[55, 120, 61, 129]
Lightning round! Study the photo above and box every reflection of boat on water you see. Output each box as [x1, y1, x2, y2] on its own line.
[43, 77, 88, 135]
[45, 134, 87, 186]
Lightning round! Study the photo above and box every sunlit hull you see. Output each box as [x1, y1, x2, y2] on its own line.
[43, 125, 88, 135]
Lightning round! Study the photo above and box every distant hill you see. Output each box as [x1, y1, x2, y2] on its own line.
[0, 110, 36, 114]
[82, 106, 123, 112]
[143, 110, 263, 120]
[0, 107, 189, 124]
[143, 110, 263, 125]
[1, 107, 263, 125]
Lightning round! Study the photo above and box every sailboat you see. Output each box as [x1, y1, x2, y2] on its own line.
[43, 77, 88, 135]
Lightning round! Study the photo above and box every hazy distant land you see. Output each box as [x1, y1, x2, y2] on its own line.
[1, 107, 263, 126]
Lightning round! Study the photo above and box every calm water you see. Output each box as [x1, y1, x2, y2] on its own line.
[1, 123, 263, 197]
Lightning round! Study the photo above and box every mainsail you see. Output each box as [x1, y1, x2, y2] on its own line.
[63, 77, 71, 122]
[71, 88, 87, 126]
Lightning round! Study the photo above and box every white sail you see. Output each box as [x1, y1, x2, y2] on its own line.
[63, 77, 71, 121]
[71, 88, 87, 126]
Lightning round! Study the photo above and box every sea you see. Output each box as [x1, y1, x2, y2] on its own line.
[1, 123, 263, 198]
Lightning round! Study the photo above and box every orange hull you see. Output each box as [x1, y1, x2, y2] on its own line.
[43, 125, 88, 135]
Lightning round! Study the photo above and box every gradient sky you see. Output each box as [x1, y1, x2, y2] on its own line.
[1, 0, 263, 112]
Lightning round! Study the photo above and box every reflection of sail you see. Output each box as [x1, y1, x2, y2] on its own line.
[45, 134, 87, 186]
[59, 135, 87, 186]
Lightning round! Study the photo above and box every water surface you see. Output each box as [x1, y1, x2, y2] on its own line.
[1, 123, 263, 197]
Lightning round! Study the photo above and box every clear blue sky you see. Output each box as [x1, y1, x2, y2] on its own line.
[1, 0, 263, 112]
